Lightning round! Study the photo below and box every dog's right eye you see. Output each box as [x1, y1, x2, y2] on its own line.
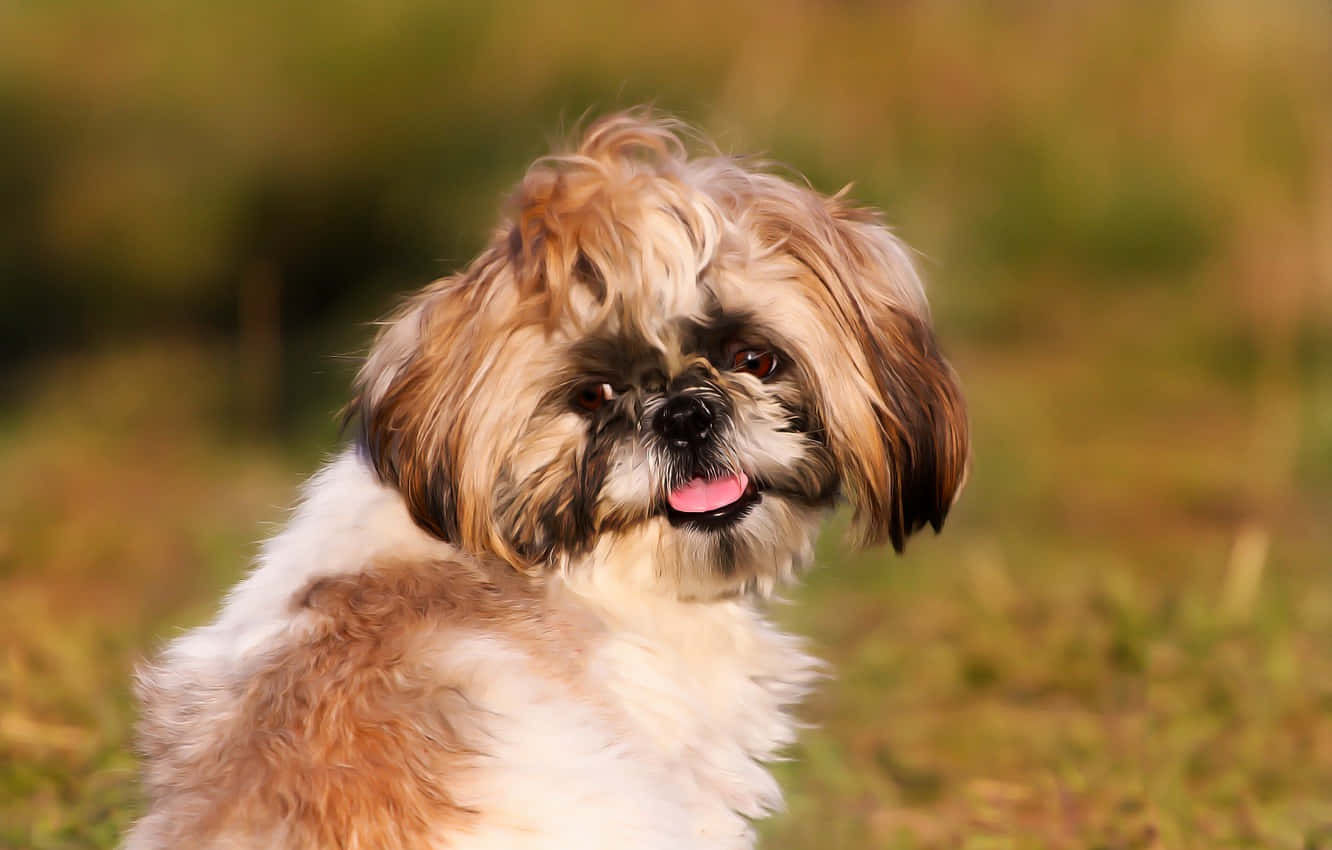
[573, 382, 615, 412]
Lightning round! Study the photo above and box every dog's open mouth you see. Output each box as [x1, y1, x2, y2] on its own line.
[665, 472, 761, 530]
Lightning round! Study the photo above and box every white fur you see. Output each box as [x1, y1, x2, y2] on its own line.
[159, 451, 457, 667]
[131, 449, 821, 849]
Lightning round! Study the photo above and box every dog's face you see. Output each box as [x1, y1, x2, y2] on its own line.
[354, 115, 968, 598]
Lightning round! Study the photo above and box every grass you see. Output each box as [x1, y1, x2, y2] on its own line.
[761, 339, 1332, 848]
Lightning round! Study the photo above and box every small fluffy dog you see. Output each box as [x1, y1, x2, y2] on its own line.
[128, 112, 968, 850]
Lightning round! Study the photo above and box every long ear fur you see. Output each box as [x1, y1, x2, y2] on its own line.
[827, 204, 969, 551]
[350, 283, 468, 545]
[748, 186, 969, 552]
[348, 250, 537, 564]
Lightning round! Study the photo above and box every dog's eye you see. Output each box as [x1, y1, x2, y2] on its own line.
[731, 349, 779, 379]
[573, 382, 615, 412]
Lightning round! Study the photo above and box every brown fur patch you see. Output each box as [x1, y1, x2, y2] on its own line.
[134, 557, 552, 848]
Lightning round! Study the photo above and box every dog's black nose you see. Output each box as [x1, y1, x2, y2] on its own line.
[656, 395, 715, 448]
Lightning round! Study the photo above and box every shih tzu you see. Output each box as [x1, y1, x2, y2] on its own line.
[127, 111, 969, 850]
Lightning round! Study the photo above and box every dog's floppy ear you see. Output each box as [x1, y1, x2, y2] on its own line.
[770, 192, 969, 552]
[350, 287, 465, 544]
[847, 298, 969, 552]
[351, 266, 541, 561]
[829, 205, 969, 551]
[348, 249, 563, 570]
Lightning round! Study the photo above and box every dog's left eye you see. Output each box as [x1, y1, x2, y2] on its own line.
[731, 349, 779, 379]
[573, 382, 615, 412]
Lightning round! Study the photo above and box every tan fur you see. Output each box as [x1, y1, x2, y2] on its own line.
[135, 557, 553, 849]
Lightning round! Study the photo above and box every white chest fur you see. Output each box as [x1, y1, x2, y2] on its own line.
[437, 590, 819, 850]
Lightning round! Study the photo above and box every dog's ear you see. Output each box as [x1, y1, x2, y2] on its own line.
[844, 298, 969, 552]
[350, 289, 464, 544]
[828, 206, 969, 551]
[770, 193, 969, 552]
[349, 255, 565, 572]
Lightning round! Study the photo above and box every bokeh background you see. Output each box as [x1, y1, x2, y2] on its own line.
[3, 1, 1331, 847]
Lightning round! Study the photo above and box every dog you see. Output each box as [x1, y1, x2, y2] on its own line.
[127, 111, 968, 850]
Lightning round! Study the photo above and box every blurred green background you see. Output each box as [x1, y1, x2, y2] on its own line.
[2, 1, 1330, 847]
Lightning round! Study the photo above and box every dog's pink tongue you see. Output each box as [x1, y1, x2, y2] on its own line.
[668, 473, 749, 513]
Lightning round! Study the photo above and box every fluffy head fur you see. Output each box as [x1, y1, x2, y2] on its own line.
[354, 112, 968, 598]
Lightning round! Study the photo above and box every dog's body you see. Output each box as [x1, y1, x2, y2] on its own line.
[128, 113, 966, 849]
[130, 452, 817, 849]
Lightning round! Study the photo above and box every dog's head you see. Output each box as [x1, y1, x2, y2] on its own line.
[352, 112, 968, 598]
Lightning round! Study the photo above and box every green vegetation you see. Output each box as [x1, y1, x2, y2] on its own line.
[2, 1, 1330, 847]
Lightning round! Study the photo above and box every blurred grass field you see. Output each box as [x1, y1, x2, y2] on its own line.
[2, 1, 1331, 848]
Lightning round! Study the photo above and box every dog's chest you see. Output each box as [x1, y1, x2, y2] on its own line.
[440, 590, 819, 850]
[612, 611, 811, 779]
